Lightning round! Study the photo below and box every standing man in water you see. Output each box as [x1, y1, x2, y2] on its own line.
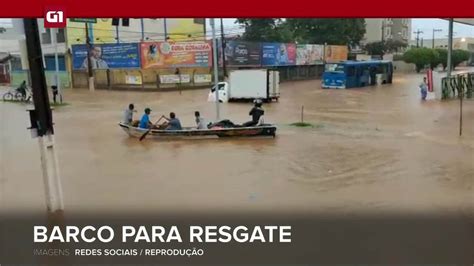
[419, 77, 428, 101]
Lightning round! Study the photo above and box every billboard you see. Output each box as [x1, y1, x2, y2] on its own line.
[72, 43, 140, 70]
[225, 41, 261, 67]
[296, 44, 324, 65]
[261, 43, 296, 66]
[141, 41, 212, 68]
[325, 45, 348, 62]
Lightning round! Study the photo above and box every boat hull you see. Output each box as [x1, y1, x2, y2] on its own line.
[119, 123, 276, 139]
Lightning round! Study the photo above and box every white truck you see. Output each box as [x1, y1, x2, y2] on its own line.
[208, 69, 280, 103]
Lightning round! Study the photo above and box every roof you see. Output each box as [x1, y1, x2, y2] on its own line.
[0, 52, 12, 63]
[340, 60, 391, 65]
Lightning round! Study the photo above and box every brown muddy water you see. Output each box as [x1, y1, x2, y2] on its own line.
[0, 74, 473, 216]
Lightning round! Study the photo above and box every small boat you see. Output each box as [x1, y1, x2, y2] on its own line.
[119, 122, 277, 139]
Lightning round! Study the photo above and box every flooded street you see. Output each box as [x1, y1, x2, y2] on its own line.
[1, 73, 473, 216]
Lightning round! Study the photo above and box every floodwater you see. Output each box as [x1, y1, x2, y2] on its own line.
[0, 73, 473, 216]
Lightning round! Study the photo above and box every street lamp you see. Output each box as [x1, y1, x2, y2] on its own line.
[432, 28, 442, 49]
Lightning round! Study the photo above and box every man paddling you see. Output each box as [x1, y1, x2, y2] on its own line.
[139, 108, 154, 129]
[162, 112, 183, 130]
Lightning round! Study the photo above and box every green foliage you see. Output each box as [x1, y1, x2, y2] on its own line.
[285, 19, 366, 45]
[384, 39, 407, 53]
[235, 19, 293, 43]
[403, 48, 439, 72]
[433, 49, 469, 70]
[235, 19, 366, 45]
[365, 41, 385, 56]
[365, 39, 408, 56]
[452, 49, 471, 69]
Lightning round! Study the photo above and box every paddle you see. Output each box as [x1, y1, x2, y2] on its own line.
[139, 115, 165, 141]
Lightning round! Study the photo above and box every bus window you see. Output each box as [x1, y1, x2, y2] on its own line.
[377, 64, 388, 74]
[347, 66, 355, 76]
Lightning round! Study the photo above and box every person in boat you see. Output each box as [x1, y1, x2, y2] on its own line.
[195, 111, 208, 129]
[242, 99, 264, 127]
[139, 107, 154, 129]
[162, 112, 183, 130]
[123, 103, 137, 125]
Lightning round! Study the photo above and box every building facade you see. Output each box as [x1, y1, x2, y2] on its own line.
[0, 18, 206, 86]
[362, 19, 411, 44]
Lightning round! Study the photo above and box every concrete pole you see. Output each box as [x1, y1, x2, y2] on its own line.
[211, 18, 220, 121]
[38, 134, 64, 212]
[447, 19, 453, 77]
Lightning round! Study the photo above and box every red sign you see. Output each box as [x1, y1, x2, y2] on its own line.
[44, 7, 66, 28]
[427, 69, 433, 92]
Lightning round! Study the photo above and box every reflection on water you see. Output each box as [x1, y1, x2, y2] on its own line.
[0, 73, 473, 215]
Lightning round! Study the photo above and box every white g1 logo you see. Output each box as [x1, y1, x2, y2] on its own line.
[46, 11, 64, 23]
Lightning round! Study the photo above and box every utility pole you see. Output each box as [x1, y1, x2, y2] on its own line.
[85, 23, 94, 91]
[51, 28, 62, 103]
[432, 28, 442, 49]
[210, 19, 220, 121]
[447, 19, 453, 77]
[414, 30, 423, 48]
[220, 18, 227, 78]
[381, 20, 385, 42]
[23, 18, 64, 213]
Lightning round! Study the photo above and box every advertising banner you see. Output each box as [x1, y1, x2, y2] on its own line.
[325, 45, 349, 63]
[261, 43, 296, 66]
[296, 44, 324, 65]
[125, 75, 142, 85]
[224, 41, 261, 67]
[194, 74, 212, 83]
[72, 43, 140, 70]
[141, 41, 212, 69]
[159, 74, 191, 84]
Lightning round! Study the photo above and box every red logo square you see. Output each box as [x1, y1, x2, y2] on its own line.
[44, 7, 66, 28]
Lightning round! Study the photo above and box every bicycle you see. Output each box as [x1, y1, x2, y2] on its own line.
[2, 86, 32, 102]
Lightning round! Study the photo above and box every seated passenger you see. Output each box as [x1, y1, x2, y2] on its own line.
[163, 112, 182, 130]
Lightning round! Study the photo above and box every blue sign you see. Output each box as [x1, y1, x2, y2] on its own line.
[261, 43, 296, 66]
[72, 43, 140, 70]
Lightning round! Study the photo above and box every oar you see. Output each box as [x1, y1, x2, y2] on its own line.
[139, 115, 164, 141]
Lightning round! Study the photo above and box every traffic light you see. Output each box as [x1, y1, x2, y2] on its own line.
[111, 18, 129, 27]
[122, 18, 129, 27]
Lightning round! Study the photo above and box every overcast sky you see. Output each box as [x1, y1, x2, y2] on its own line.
[2, 18, 474, 40]
[213, 18, 474, 40]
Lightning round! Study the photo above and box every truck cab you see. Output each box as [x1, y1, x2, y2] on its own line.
[208, 69, 280, 102]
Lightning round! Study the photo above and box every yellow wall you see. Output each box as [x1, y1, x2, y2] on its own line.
[166, 19, 205, 41]
[66, 18, 115, 46]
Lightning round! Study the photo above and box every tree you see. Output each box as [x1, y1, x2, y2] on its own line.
[384, 39, 407, 53]
[235, 19, 293, 43]
[434, 48, 447, 69]
[0, 27, 6, 34]
[403, 48, 439, 73]
[285, 19, 366, 45]
[451, 49, 470, 70]
[365, 41, 385, 56]
[434, 49, 470, 70]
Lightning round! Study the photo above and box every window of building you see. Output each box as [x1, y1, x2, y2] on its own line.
[44, 55, 66, 71]
[57, 28, 65, 43]
[193, 19, 205, 25]
[41, 28, 52, 44]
